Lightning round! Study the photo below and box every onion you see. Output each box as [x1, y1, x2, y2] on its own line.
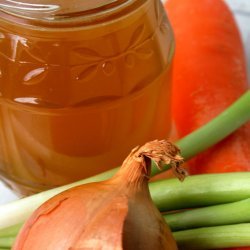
[13, 140, 186, 250]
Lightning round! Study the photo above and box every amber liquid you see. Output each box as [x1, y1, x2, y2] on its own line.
[0, 0, 174, 195]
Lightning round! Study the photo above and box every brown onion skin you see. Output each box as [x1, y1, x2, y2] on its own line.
[13, 140, 183, 250]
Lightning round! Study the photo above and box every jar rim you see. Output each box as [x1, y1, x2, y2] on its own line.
[0, 0, 139, 27]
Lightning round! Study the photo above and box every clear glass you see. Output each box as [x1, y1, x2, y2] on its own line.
[0, 0, 174, 195]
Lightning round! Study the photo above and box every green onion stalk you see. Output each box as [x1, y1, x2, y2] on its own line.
[174, 223, 250, 249]
[1, 173, 250, 249]
[2, 224, 250, 250]
[164, 197, 250, 231]
[0, 91, 250, 249]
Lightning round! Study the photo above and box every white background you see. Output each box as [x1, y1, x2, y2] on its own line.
[1, 0, 250, 205]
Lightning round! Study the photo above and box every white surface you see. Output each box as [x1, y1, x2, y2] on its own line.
[1, 0, 250, 205]
[226, 0, 250, 77]
[0, 182, 18, 204]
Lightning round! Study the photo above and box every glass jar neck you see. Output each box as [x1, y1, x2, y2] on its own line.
[0, 0, 142, 27]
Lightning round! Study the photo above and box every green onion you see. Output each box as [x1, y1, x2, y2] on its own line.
[0, 224, 23, 238]
[2, 172, 250, 240]
[0, 236, 15, 249]
[152, 90, 250, 175]
[2, 224, 250, 250]
[174, 223, 250, 249]
[164, 198, 250, 231]
[1, 173, 250, 249]
[151, 172, 250, 212]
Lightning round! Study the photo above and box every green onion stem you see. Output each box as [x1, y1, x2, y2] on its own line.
[2, 172, 250, 235]
[0, 224, 23, 238]
[150, 172, 250, 212]
[174, 223, 250, 249]
[0, 237, 15, 249]
[0, 225, 21, 249]
[1, 173, 250, 248]
[3, 182, 250, 239]
[0, 91, 249, 229]
[1, 224, 250, 250]
[164, 198, 250, 231]
[152, 90, 250, 175]
[176, 91, 250, 158]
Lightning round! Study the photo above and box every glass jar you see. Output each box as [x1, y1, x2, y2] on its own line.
[0, 0, 174, 195]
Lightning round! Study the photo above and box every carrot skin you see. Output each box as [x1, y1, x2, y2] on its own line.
[165, 0, 248, 135]
[165, 0, 250, 249]
[165, 0, 249, 171]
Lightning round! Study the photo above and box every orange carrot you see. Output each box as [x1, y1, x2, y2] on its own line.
[165, 0, 249, 171]
[165, 0, 250, 249]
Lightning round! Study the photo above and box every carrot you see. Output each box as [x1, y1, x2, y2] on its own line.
[165, 0, 250, 249]
[165, 0, 249, 171]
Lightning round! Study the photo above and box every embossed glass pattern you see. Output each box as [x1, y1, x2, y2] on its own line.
[0, 0, 174, 195]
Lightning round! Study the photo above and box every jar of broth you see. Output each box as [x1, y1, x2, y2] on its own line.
[0, 0, 174, 195]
